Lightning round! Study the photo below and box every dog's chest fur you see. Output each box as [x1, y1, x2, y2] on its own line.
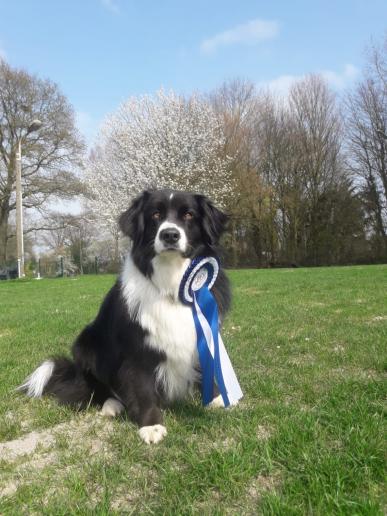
[121, 254, 199, 401]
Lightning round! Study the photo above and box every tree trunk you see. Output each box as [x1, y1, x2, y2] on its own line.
[368, 176, 387, 257]
[0, 207, 9, 264]
[373, 195, 387, 259]
[288, 209, 299, 265]
[231, 218, 238, 267]
[114, 233, 119, 263]
[252, 225, 263, 267]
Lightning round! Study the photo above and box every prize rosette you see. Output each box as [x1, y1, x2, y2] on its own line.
[179, 257, 243, 407]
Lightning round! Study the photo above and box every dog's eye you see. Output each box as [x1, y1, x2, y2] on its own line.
[152, 211, 161, 220]
[183, 211, 193, 221]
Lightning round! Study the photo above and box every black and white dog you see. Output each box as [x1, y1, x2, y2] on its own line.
[19, 189, 231, 444]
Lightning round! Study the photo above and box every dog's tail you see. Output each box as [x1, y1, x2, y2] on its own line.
[17, 357, 108, 408]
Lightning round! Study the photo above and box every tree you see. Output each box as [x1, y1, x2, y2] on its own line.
[210, 80, 278, 266]
[288, 75, 348, 264]
[39, 211, 96, 272]
[210, 76, 362, 267]
[39, 212, 72, 256]
[3, 222, 35, 264]
[0, 60, 85, 263]
[84, 89, 232, 234]
[346, 36, 387, 259]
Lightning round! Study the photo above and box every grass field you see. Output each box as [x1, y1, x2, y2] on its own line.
[0, 265, 386, 515]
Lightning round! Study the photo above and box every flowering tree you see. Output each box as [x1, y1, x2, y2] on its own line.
[84, 90, 232, 233]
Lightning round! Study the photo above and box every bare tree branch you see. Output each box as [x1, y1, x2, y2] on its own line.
[0, 60, 85, 262]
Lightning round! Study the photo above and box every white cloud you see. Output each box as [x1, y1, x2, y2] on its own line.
[321, 64, 359, 90]
[100, 0, 119, 14]
[259, 64, 360, 96]
[200, 18, 279, 55]
[259, 74, 300, 96]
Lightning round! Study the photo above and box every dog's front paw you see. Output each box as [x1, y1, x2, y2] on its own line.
[138, 424, 167, 444]
[100, 398, 125, 417]
[208, 394, 225, 408]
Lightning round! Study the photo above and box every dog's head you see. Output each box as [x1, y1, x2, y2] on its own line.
[119, 189, 227, 274]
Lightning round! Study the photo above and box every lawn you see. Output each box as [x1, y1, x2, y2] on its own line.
[0, 265, 386, 515]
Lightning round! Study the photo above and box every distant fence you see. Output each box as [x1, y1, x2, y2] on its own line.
[2, 236, 384, 281]
[0, 257, 122, 280]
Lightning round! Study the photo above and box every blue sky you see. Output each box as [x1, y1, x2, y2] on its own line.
[0, 0, 386, 144]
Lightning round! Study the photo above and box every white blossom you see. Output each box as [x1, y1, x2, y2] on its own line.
[84, 90, 232, 232]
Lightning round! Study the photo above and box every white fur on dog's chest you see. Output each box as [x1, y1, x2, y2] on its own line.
[143, 296, 198, 400]
[121, 255, 199, 401]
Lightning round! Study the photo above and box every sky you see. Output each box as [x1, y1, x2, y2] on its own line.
[0, 0, 386, 146]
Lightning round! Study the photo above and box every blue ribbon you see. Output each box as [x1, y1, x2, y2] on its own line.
[194, 286, 230, 406]
[191, 288, 214, 405]
[179, 257, 242, 407]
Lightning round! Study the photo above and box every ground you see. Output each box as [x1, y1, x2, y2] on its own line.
[0, 265, 386, 515]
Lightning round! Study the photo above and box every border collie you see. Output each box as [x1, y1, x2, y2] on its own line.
[18, 189, 231, 444]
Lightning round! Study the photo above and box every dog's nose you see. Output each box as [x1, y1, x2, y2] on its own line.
[160, 228, 180, 245]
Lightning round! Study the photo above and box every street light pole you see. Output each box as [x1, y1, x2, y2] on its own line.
[15, 119, 42, 278]
[15, 139, 24, 278]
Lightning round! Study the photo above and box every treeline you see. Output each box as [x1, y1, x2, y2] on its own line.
[1, 37, 386, 270]
[211, 42, 386, 267]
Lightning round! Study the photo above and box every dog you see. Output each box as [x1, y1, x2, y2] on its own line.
[18, 189, 231, 444]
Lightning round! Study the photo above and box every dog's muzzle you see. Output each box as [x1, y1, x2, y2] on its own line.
[154, 222, 187, 254]
[159, 228, 180, 247]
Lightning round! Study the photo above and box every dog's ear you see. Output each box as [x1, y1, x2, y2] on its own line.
[119, 191, 149, 242]
[196, 195, 228, 246]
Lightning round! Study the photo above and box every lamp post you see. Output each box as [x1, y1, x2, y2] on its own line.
[15, 119, 42, 278]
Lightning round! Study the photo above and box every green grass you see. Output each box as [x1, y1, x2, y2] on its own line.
[0, 265, 386, 515]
